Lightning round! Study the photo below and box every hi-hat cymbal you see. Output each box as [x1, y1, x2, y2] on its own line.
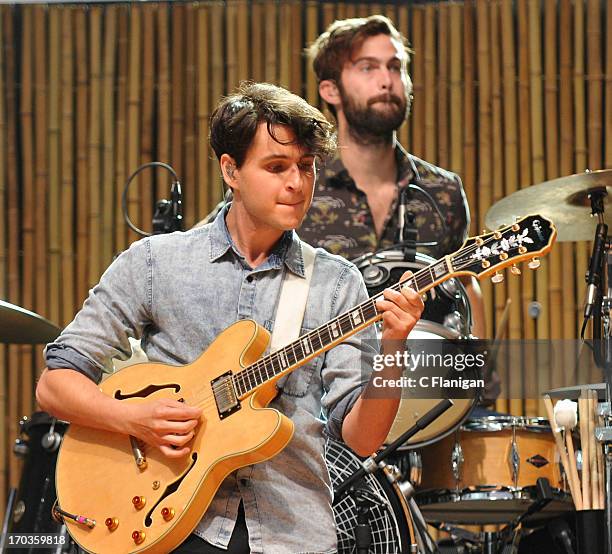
[485, 169, 612, 242]
[0, 300, 61, 344]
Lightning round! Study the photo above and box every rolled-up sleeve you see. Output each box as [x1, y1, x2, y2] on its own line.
[44, 238, 152, 383]
[319, 263, 378, 440]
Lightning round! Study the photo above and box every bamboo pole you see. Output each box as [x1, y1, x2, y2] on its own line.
[264, 0, 277, 83]
[290, 2, 303, 95]
[114, 6, 129, 253]
[397, 4, 409, 152]
[3, 5, 21, 501]
[559, 0, 576, 346]
[102, 6, 117, 267]
[75, 7, 89, 304]
[489, 1, 509, 412]
[183, 3, 196, 229]
[60, 7, 75, 325]
[196, 5, 210, 218]
[0, 6, 6, 513]
[449, 3, 462, 177]
[543, 0, 563, 400]
[210, 3, 224, 207]
[88, 7, 102, 285]
[501, 0, 523, 413]
[279, 2, 291, 89]
[226, 1, 239, 92]
[305, 2, 318, 108]
[437, 4, 449, 170]
[140, 4, 155, 232]
[251, 1, 263, 82]
[410, 6, 424, 158]
[237, 0, 249, 87]
[607, 0, 612, 168]
[33, 6, 48, 323]
[170, 3, 184, 225]
[423, 4, 436, 164]
[127, 5, 142, 244]
[528, 0, 549, 416]
[587, 0, 602, 171]
[462, 0, 476, 234]
[476, 0, 493, 342]
[157, 4, 170, 204]
[48, 8, 61, 330]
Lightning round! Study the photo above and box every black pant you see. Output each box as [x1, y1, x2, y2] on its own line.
[172, 502, 250, 553]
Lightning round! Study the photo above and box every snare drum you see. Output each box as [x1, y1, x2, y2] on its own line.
[416, 415, 573, 524]
[355, 250, 481, 449]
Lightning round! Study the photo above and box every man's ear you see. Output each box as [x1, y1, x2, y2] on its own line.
[319, 79, 341, 108]
[220, 154, 238, 190]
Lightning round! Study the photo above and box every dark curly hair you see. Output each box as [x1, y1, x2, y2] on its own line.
[209, 82, 336, 168]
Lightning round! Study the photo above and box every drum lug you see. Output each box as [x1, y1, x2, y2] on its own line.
[451, 440, 464, 485]
[509, 422, 520, 487]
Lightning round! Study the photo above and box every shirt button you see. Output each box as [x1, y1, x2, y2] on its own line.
[246, 275, 253, 283]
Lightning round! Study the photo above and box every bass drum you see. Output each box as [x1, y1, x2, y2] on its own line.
[354, 250, 481, 449]
[325, 438, 417, 554]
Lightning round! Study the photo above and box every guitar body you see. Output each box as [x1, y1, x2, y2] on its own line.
[56, 320, 293, 554]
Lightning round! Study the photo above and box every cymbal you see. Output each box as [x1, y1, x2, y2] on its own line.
[0, 300, 61, 344]
[545, 383, 606, 402]
[485, 169, 612, 242]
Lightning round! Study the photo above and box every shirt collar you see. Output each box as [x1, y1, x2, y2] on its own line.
[208, 203, 306, 278]
[323, 140, 415, 188]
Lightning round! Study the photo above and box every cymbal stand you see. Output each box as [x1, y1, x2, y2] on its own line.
[583, 188, 612, 553]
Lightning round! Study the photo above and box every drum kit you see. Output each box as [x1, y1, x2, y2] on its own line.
[2, 170, 612, 553]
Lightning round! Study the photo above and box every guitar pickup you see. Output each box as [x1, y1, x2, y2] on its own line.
[211, 371, 241, 419]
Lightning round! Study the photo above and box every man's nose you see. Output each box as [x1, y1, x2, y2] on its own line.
[286, 165, 302, 190]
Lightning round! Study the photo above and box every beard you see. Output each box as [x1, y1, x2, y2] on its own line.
[339, 85, 410, 145]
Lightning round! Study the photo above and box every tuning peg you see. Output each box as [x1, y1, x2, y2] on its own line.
[528, 257, 540, 270]
[511, 223, 520, 232]
[493, 231, 502, 239]
[491, 272, 504, 284]
[510, 265, 521, 276]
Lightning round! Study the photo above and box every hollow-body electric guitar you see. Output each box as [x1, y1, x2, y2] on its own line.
[55, 215, 556, 554]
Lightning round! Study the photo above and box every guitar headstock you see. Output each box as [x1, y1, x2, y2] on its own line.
[451, 214, 557, 281]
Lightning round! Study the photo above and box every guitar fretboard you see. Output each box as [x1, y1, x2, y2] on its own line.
[232, 256, 451, 397]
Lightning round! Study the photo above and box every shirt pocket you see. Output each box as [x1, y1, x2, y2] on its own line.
[267, 325, 323, 398]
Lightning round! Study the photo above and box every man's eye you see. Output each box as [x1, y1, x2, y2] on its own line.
[268, 165, 284, 173]
[390, 65, 401, 73]
[299, 163, 315, 173]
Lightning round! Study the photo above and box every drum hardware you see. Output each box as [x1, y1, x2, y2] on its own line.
[0, 487, 17, 553]
[332, 399, 453, 553]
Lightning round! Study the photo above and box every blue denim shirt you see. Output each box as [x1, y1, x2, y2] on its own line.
[45, 206, 378, 553]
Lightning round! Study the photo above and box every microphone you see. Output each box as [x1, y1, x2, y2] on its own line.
[397, 189, 410, 243]
[584, 222, 608, 319]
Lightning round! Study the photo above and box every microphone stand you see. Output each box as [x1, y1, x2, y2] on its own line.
[582, 188, 612, 554]
[333, 399, 453, 554]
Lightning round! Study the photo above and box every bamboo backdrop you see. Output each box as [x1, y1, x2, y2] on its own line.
[0, 0, 610, 520]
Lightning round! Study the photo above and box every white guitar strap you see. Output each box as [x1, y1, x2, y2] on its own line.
[270, 242, 316, 353]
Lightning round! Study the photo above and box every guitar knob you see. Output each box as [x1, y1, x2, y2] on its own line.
[528, 257, 540, 270]
[132, 530, 146, 545]
[105, 517, 119, 531]
[132, 496, 146, 510]
[511, 265, 521, 276]
[161, 507, 175, 521]
[491, 272, 504, 284]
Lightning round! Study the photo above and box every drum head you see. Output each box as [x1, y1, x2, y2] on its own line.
[385, 321, 481, 450]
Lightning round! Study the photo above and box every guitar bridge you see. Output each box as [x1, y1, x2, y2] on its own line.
[211, 371, 241, 419]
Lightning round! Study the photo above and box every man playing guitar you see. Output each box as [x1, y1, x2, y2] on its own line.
[36, 82, 423, 553]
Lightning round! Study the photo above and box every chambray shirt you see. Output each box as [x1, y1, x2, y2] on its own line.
[45, 205, 378, 553]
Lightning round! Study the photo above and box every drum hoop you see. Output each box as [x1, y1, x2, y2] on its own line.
[462, 416, 551, 433]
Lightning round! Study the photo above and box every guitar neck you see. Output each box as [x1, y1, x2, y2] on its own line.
[232, 256, 454, 398]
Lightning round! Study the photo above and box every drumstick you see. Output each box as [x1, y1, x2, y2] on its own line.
[554, 399, 583, 511]
[579, 391, 591, 510]
[544, 395, 580, 509]
[589, 390, 600, 509]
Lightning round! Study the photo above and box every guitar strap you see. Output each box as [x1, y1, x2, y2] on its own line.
[270, 241, 316, 353]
